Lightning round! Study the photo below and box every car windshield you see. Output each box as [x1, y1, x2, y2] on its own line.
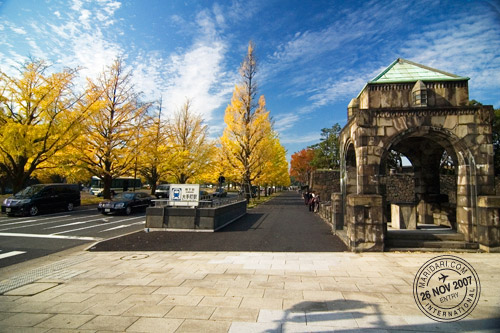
[157, 185, 169, 190]
[14, 185, 45, 198]
[114, 193, 135, 200]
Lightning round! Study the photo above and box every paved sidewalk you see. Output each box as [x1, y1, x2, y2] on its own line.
[0, 195, 499, 332]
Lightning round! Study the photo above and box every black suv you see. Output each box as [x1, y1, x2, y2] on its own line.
[1, 184, 81, 216]
[155, 184, 170, 198]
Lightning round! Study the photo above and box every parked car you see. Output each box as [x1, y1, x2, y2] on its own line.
[155, 184, 170, 199]
[1, 184, 81, 216]
[98, 192, 153, 215]
[199, 190, 211, 200]
[212, 188, 227, 197]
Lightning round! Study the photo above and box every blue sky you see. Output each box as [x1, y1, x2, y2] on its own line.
[1, 0, 499, 163]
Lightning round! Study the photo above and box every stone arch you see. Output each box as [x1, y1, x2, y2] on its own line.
[335, 58, 498, 252]
[377, 126, 479, 242]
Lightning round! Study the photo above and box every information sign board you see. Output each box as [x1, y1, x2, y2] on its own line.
[169, 184, 200, 207]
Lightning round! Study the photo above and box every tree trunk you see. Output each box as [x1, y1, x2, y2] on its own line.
[103, 173, 112, 199]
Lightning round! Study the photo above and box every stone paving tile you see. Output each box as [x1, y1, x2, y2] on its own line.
[78, 315, 138, 331]
[158, 295, 203, 307]
[175, 319, 231, 332]
[210, 307, 259, 322]
[305, 310, 359, 328]
[119, 293, 166, 305]
[147, 278, 186, 287]
[9, 301, 58, 314]
[257, 309, 306, 324]
[0, 313, 54, 328]
[0, 326, 50, 333]
[35, 313, 95, 329]
[284, 281, 321, 291]
[282, 299, 329, 312]
[82, 302, 134, 316]
[49, 292, 94, 303]
[188, 287, 228, 296]
[199, 296, 243, 308]
[264, 289, 303, 299]
[302, 290, 343, 301]
[85, 284, 126, 294]
[20, 291, 62, 303]
[4, 283, 59, 297]
[126, 317, 183, 333]
[354, 313, 409, 328]
[122, 304, 173, 317]
[214, 279, 251, 289]
[153, 286, 193, 295]
[341, 291, 388, 304]
[164, 305, 216, 320]
[320, 282, 360, 292]
[229, 321, 281, 332]
[355, 283, 400, 293]
[240, 297, 283, 310]
[45, 302, 94, 315]
[225, 287, 264, 298]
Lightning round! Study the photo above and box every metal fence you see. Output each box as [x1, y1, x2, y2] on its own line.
[152, 195, 245, 208]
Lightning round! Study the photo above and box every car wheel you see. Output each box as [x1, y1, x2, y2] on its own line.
[67, 202, 74, 211]
[125, 206, 132, 215]
[29, 206, 39, 216]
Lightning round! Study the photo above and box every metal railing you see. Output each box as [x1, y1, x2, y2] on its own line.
[152, 195, 245, 208]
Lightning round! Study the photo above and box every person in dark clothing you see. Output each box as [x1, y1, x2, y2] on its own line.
[308, 191, 315, 212]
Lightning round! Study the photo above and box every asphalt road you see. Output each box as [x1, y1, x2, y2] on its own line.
[0, 206, 146, 268]
[91, 191, 348, 252]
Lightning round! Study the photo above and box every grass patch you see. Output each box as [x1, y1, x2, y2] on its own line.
[247, 192, 280, 209]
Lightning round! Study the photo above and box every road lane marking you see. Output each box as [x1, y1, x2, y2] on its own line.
[0, 251, 27, 259]
[0, 232, 102, 241]
[53, 216, 145, 235]
[44, 221, 90, 229]
[99, 221, 144, 232]
[0, 215, 105, 232]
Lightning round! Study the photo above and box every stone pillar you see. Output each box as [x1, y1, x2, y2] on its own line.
[346, 194, 384, 252]
[331, 192, 343, 232]
[391, 203, 417, 229]
[477, 196, 500, 252]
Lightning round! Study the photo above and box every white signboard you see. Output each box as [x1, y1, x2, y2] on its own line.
[169, 184, 200, 207]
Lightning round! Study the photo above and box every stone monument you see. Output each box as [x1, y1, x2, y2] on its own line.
[334, 58, 498, 252]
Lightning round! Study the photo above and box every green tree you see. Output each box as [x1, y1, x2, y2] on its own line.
[309, 123, 341, 170]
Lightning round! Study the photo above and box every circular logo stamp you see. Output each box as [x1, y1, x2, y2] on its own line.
[413, 255, 480, 322]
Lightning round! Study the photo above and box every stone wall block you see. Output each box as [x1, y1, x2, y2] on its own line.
[430, 115, 446, 128]
[393, 117, 408, 132]
[443, 115, 458, 129]
[377, 117, 393, 126]
[458, 114, 475, 124]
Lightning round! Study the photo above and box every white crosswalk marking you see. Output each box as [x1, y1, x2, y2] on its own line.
[0, 251, 26, 260]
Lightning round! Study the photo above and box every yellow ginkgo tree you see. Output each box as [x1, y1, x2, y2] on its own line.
[0, 59, 95, 192]
[219, 42, 282, 200]
[165, 99, 215, 184]
[74, 58, 151, 199]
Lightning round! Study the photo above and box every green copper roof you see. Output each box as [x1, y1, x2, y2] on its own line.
[369, 58, 469, 83]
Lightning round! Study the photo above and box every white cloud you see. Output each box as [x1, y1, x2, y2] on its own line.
[274, 113, 300, 132]
[400, 14, 500, 92]
[11, 26, 27, 35]
[280, 132, 320, 145]
[128, 7, 236, 124]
